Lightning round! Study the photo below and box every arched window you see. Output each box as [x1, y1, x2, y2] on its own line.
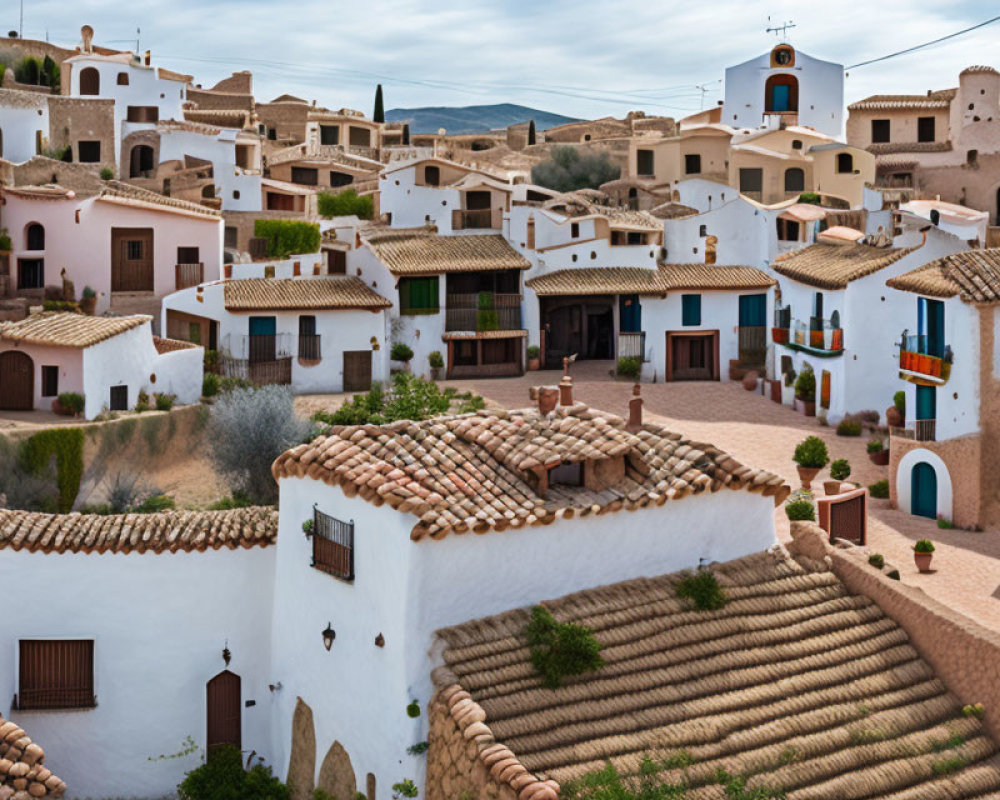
[836, 153, 854, 174]
[129, 144, 155, 178]
[764, 74, 798, 113]
[79, 67, 100, 96]
[201, 184, 216, 198]
[784, 168, 805, 193]
[116, 72, 129, 86]
[26, 223, 45, 251]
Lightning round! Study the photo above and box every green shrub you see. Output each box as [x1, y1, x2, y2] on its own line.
[794, 366, 816, 401]
[406, 700, 421, 718]
[937, 517, 955, 530]
[458, 394, 486, 413]
[134, 494, 176, 513]
[14, 56, 42, 85]
[407, 741, 429, 755]
[219, 376, 252, 393]
[155, 393, 175, 412]
[676, 570, 728, 610]
[0, 228, 11, 251]
[798, 192, 821, 204]
[82, 285, 96, 299]
[42, 299, 78, 312]
[617, 356, 641, 379]
[866, 439, 884, 454]
[785, 498, 816, 522]
[836, 419, 861, 436]
[57, 392, 85, 415]
[783, 369, 796, 387]
[914, 539, 935, 554]
[135, 389, 151, 413]
[830, 459, 851, 481]
[894, 390, 906, 415]
[314, 790, 335, 800]
[19, 428, 84, 512]
[868, 553, 885, 569]
[209, 493, 254, 510]
[99, 167, 114, 180]
[793, 436, 829, 469]
[392, 779, 419, 800]
[561, 760, 686, 800]
[886, 569, 901, 580]
[317, 189, 374, 220]
[391, 342, 414, 362]
[962, 703, 985, 719]
[526, 605, 603, 688]
[203, 373, 220, 398]
[41, 55, 59, 88]
[531, 146, 620, 192]
[869, 480, 889, 499]
[428, 351, 444, 369]
[253, 219, 321, 258]
[527, 345, 540, 359]
[178, 745, 290, 800]
[931, 755, 968, 776]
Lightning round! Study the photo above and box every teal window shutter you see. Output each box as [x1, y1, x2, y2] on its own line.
[682, 294, 702, 326]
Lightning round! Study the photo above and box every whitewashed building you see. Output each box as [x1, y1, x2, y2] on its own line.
[0, 311, 202, 417]
[0, 88, 48, 164]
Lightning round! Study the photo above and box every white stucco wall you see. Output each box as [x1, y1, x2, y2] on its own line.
[895, 447, 954, 522]
[380, 165, 462, 233]
[153, 127, 262, 211]
[228, 253, 324, 280]
[271, 475, 778, 799]
[0, 546, 275, 799]
[0, 96, 48, 163]
[0, 341, 83, 413]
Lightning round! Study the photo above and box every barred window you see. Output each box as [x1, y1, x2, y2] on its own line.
[311, 508, 354, 581]
[17, 639, 95, 710]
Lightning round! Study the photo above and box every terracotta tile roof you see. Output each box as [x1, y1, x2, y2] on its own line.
[886, 249, 1000, 302]
[158, 119, 222, 136]
[272, 404, 789, 541]
[526, 265, 774, 296]
[223, 277, 392, 311]
[0, 715, 66, 796]
[0, 507, 278, 555]
[772, 242, 916, 289]
[649, 202, 699, 220]
[0, 312, 149, 348]
[153, 335, 200, 354]
[98, 180, 222, 219]
[431, 549, 1000, 797]
[365, 229, 530, 275]
[184, 108, 252, 127]
[848, 89, 956, 111]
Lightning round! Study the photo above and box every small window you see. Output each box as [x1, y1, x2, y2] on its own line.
[41, 366, 59, 397]
[298, 315, 319, 359]
[78, 141, 101, 163]
[684, 153, 701, 175]
[836, 153, 854, 174]
[917, 116, 935, 143]
[739, 168, 763, 193]
[299, 315, 317, 337]
[267, 128, 277, 141]
[570, 222, 580, 238]
[399, 276, 439, 314]
[117, 72, 129, 85]
[967, 150, 978, 166]
[26, 223, 45, 250]
[233, 190, 240, 199]
[636, 149, 654, 177]
[291, 167, 318, 186]
[682, 294, 702, 326]
[110, 385, 128, 411]
[548, 461, 583, 487]
[424, 165, 440, 186]
[330, 171, 353, 187]
[17, 639, 95, 710]
[699, 225, 707, 237]
[126, 241, 144, 260]
[791, 139, 803, 150]
[871, 119, 890, 144]
[177, 247, 200, 264]
[18, 259, 44, 289]
[784, 167, 805, 193]
[319, 125, 339, 146]
[311, 508, 354, 580]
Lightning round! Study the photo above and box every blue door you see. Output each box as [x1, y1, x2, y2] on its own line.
[916, 385, 936, 421]
[619, 295, 641, 333]
[911, 462, 937, 519]
[771, 84, 791, 112]
[248, 316, 276, 362]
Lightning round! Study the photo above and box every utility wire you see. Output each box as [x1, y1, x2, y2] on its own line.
[846, 14, 1000, 70]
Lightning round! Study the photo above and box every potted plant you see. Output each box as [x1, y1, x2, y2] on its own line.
[781, 369, 796, 406]
[825, 458, 851, 495]
[527, 344, 541, 371]
[53, 391, 84, 417]
[390, 342, 414, 374]
[867, 438, 890, 466]
[0, 228, 11, 253]
[772, 326, 789, 345]
[795, 366, 816, 416]
[885, 391, 905, 428]
[79, 286, 97, 315]
[913, 539, 935, 573]
[793, 435, 829, 490]
[428, 350, 444, 381]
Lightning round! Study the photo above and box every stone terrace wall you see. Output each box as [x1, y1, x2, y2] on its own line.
[889, 434, 982, 528]
[789, 521, 1000, 743]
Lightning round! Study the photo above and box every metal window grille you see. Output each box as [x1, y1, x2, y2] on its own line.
[311, 508, 354, 581]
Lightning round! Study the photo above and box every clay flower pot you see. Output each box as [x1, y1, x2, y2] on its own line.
[797, 465, 820, 490]
[772, 327, 789, 344]
[885, 406, 903, 428]
[799, 399, 816, 417]
[823, 480, 842, 495]
[868, 449, 890, 466]
[914, 552, 933, 573]
[527, 357, 540, 371]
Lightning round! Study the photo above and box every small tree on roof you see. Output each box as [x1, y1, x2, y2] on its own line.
[373, 83, 385, 124]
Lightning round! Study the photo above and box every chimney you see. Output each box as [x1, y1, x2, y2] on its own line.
[80, 25, 93, 54]
[538, 386, 558, 415]
[626, 384, 643, 432]
[559, 375, 573, 406]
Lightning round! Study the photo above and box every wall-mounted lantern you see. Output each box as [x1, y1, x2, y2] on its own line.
[322, 623, 336, 651]
[222, 641, 232, 666]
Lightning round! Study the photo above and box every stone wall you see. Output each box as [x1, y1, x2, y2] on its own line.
[426, 686, 502, 800]
[47, 96, 115, 169]
[889, 433, 982, 528]
[914, 153, 1000, 220]
[11, 156, 104, 194]
[789, 521, 1000, 743]
[977, 305, 1000, 524]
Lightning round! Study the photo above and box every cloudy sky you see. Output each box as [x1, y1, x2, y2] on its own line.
[9, 0, 1000, 120]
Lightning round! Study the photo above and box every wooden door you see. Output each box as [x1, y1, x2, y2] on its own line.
[343, 351, 372, 392]
[206, 670, 241, 753]
[0, 351, 34, 410]
[111, 228, 154, 292]
[327, 250, 346, 275]
[669, 334, 714, 381]
[911, 463, 937, 519]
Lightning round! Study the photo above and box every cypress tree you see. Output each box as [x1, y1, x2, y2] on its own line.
[527, 119, 536, 146]
[402, 123, 410, 146]
[373, 84, 385, 123]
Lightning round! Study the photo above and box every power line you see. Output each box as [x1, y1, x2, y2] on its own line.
[846, 14, 1000, 70]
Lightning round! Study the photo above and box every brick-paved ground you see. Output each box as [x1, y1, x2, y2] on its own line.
[437, 361, 1000, 633]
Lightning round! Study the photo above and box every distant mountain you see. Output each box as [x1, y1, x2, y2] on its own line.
[385, 103, 579, 135]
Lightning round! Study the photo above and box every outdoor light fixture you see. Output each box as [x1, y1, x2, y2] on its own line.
[222, 641, 232, 666]
[322, 623, 336, 651]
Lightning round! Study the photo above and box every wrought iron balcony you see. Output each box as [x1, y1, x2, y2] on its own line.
[898, 334, 951, 382]
[445, 293, 521, 332]
[891, 420, 936, 442]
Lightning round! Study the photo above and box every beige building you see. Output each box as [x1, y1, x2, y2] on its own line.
[847, 66, 1000, 222]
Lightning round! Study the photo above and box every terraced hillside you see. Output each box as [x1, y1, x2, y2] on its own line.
[434, 551, 1000, 799]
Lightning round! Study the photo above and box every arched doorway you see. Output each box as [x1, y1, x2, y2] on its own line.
[0, 351, 34, 410]
[79, 67, 100, 96]
[129, 145, 155, 178]
[206, 670, 241, 753]
[26, 223, 45, 251]
[911, 462, 937, 519]
[764, 74, 798, 113]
